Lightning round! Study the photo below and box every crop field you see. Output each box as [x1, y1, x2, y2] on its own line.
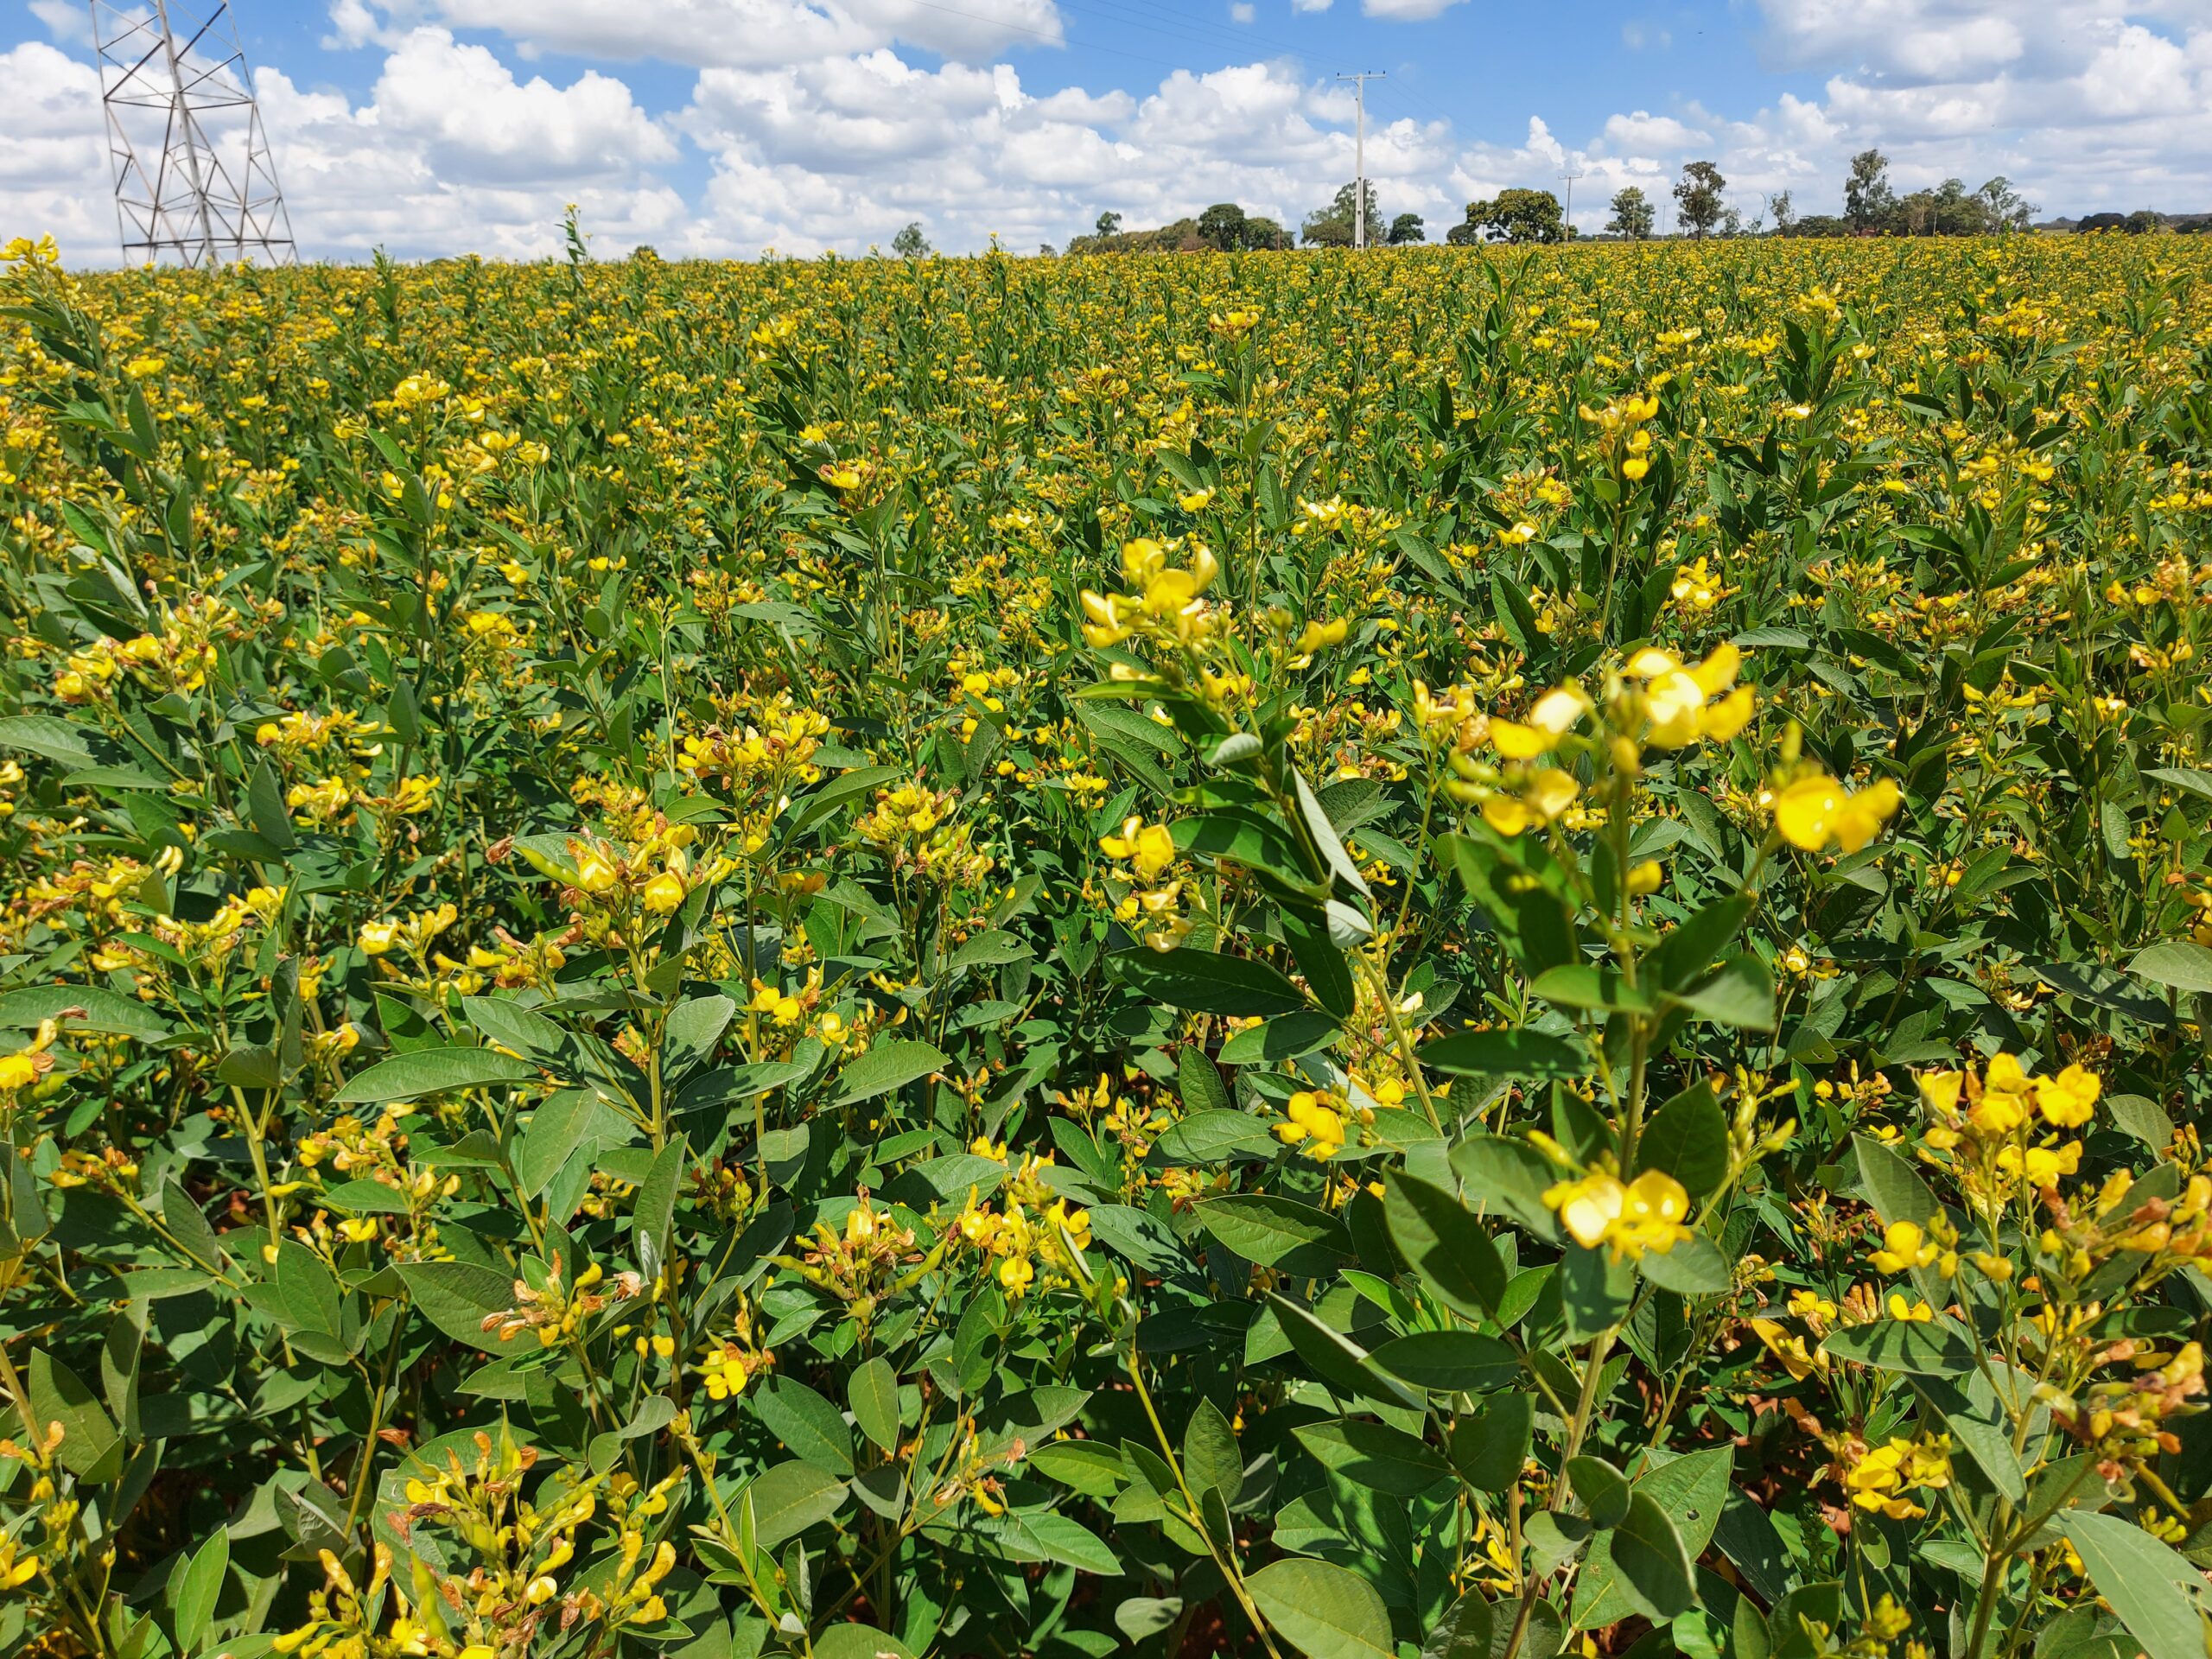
[0, 231, 2209, 1659]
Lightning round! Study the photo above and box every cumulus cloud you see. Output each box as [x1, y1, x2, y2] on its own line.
[335, 0, 1065, 67]
[1363, 0, 1472, 18]
[1604, 110, 1710, 150]
[0, 25, 690, 262]
[677, 53, 1454, 256]
[0, 41, 111, 249]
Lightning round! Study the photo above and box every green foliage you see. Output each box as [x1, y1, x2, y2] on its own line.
[0, 229, 2205, 1659]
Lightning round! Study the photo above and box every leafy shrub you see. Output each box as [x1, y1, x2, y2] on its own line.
[0, 230, 2207, 1659]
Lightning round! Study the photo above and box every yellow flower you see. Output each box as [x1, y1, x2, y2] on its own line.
[1100, 816, 1176, 881]
[1548, 1173, 1625, 1249]
[1870, 1220, 1936, 1275]
[1274, 1090, 1347, 1160]
[1968, 1090, 2027, 1136]
[1774, 773, 1900, 854]
[1490, 720, 1550, 760]
[2035, 1064, 2101, 1128]
[358, 918, 399, 956]
[641, 871, 687, 912]
[1918, 1070, 1964, 1115]
[1544, 1168, 1690, 1259]
[697, 1341, 751, 1401]
[1483, 766, 1581, 837]
[1747, 1316, 1827, 1379]
[1611, 1170, 1693, 1257]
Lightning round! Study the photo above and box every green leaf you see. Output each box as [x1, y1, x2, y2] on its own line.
[1649, 892, 1757, 993]
[1369, 1330, 1520, 1395]
[1295, 768, 1370, 899]
[831, 1038, 948, 1105]
[1267, 1294, 1421, 1410]
[2128, 942, 2212, 995]
[1637, 1080, 1730, 1200]
[334, 1046, 539, 1103]
[1183, 1399, 1243, 1514]
[1853, 1134, 1940, 1229]
[461, 995, 567, 1059]
[0, 985, 170, 1042]
[1610, 1491, 1696, 1618]
[1449, 1135, 1561, 1236]
[1294, 1419, 1452, 1496]
[1449, 1394, 1533, 1491]
[849, 1358, 899, 1455]
[632, 1135, 686, 1276]
[1531, 963, 1654, 1014]
[276, 1239, 343, 1338]
[1821, 1315, 1979, 1376]
[173, 1527, 228, 1650]
[1220, 1011, 1341, 1064]
[2147, 766, 2212, 804]
[1198, 1194, 1351, 1274]
[1178, 1046, 1231, 1115]
[515, 1090, 630, 1198]
[0, 714, 95, 766]
[989, 1510, 1123, 1575]
[744, 1460, 848, 1548]
[247, 756, 297, 852]
[1417, 1027, 1586, 1079]
[1422, 1592, 1494, 1659]
[29, 1349, 123, 1483]
[1670, 955, 1777, 1030]
[1567, 1456, 1631, 1528]
[1382, 1170, 1504, 1317]
[751, 1376, 855, 1476]
[1030, 1440, 1128, 1499]
[1916, 1371, 2026, 1503]
[2064, 1510, 2210, 1659]
[813, 1625, 918, 1659]
[1245, 1558, 1395, 1659]
[395, 1261, 518, 1355]
[663, 993, 736, 1076]
[1573, 1447, 1735, 1627]
[1154, 1111, 1276, 1163]
[1112, 947, 1308, 1017]
[1637, 1235, 1732, 1296]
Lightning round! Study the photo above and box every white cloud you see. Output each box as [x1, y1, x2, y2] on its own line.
[1604, 110, 1709, 149]
[29, 0, 90, 45]
[0, 41, 111, 251]
[1230, 1, 1255, 18]
[32, 27, 680, 262]
[1363, 0, 1471, 17]
[366, 28, 676, 183]
[676, 52, 1456, 256]
[338, 0, 1065, 67]
[1621, 21, 1672, 50]
[2081, 22, 2196, 115]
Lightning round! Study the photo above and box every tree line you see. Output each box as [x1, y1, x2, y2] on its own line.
[892, 148, 2183, 259]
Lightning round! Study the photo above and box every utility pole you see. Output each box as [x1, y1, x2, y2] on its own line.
[1560, 166, 1582, 235]
[1337, 70, 1384, 249]
[90, 0, 296, 267]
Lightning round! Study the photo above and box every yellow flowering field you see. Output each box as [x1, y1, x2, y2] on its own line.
[0, 227, 2209, 1659]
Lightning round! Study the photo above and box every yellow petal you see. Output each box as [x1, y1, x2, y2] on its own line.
[1491, 720, 1549, 760]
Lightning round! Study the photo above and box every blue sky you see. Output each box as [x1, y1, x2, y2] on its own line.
[4, 1, 2204, 261]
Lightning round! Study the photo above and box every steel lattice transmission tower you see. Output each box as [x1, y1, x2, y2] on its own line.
[89, 1, 296, 267]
